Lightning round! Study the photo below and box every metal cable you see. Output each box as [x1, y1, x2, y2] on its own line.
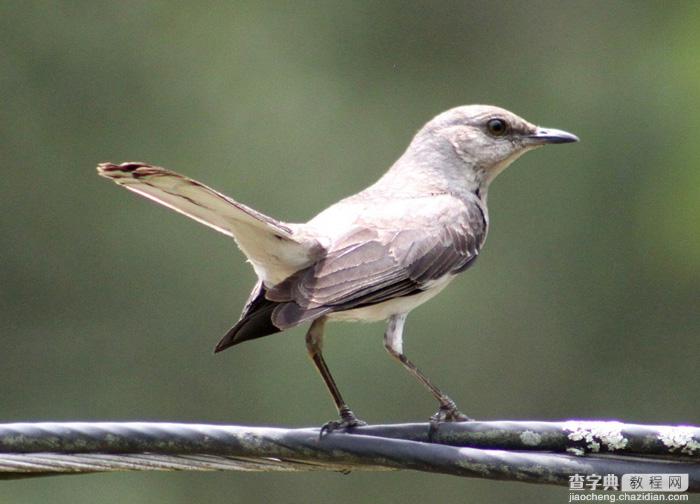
[0, 420, 697, 490]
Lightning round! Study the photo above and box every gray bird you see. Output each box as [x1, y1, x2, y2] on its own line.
[98, 105, 578, 428]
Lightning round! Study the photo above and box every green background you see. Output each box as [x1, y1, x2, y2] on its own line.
[2, 1, 698, 502]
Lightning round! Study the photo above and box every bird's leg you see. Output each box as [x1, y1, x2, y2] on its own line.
[384, 314, 472, 423]
[306, 317, 366, 433]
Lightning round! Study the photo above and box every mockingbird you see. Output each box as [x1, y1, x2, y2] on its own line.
[98, 105, 577, 428]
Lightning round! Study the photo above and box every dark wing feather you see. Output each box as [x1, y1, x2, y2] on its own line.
[268, 198, 486, 329]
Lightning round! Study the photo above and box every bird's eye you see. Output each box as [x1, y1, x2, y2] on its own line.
[486, 118, 508, 137]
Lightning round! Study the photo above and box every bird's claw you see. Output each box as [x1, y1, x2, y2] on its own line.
[320, 408, 367, 437]
[427, 401, 472, 440]
[430, 404, 472, 423]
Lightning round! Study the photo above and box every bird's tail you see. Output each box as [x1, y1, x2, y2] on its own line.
[97, 162, 318, 284]
[215, 295, 281, 352]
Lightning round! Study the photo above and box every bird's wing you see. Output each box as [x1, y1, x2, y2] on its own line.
[97, 162, 320, 284]
[268, 196, 486, 328]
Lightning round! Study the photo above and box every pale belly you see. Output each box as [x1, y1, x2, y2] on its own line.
[326, 275, 454, 322]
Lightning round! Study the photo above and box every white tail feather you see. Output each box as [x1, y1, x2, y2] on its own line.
[97, 162, 319, 284]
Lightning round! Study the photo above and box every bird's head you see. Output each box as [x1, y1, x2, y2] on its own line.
[408, 105, 578, 190]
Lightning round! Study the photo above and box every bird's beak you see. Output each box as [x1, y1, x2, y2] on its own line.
[526, 127, 579, 145]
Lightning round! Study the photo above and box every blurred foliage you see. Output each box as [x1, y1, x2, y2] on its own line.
[1, 1, 698, 502]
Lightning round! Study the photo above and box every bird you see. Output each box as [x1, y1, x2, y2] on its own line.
[97, 105, 578, 429]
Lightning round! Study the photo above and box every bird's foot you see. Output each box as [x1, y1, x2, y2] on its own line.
[430, 404, 472, 423]
[427, 400, 472, 441]
[320, 406, 367, 437]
